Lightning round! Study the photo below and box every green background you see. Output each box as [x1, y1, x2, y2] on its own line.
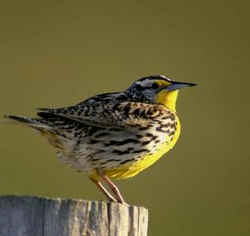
[0, 0, 249, 235]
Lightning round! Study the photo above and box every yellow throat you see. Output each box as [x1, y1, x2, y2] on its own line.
[155, 89, 179, 112]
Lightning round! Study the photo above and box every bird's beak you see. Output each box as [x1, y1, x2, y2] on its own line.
[166, 81, 197, 91]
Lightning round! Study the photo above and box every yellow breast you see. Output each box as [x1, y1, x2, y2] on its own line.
[90, 89, 181, 180]
[104, 116, 181, 179]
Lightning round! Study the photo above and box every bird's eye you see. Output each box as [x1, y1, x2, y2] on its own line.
[152, 83, 159, 89]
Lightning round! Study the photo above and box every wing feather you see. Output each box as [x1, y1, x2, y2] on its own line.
[37, 101, 167, 131]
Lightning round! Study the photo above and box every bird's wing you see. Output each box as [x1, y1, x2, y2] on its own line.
[37, 101, 168, 131]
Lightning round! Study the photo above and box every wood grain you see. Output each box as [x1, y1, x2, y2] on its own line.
[0, 195, 148, 236]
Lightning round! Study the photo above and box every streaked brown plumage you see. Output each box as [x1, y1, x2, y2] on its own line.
[5, 75, 196, 203]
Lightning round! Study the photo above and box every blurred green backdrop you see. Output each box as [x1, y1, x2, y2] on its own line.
[0, 0, 249, 235]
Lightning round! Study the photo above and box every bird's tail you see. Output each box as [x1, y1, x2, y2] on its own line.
[3, 115, 50, 129]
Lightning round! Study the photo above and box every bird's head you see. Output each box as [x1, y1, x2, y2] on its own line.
[126, 75, 196, 111]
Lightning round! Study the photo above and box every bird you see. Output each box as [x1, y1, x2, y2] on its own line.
[4, 75, 196, 204]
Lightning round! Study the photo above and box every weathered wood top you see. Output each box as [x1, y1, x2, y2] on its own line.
[0, 195, 148, 236]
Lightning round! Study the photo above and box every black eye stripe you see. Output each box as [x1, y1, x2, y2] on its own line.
[135, 82, 160, 91]
[152, 83, 159, 89]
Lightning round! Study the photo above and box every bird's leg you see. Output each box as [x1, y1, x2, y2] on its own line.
[89, 177, 117, 202]
[101, 175, 125, 204]
[95, 169, 126, 204]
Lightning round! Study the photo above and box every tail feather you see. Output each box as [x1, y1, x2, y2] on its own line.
[3, 115, 50, 129]
[4, 115, 34, 124]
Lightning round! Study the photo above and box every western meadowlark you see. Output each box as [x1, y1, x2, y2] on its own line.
[4, 75, 196, 203]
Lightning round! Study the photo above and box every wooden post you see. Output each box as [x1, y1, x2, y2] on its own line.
[0, 195, 148, 236]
